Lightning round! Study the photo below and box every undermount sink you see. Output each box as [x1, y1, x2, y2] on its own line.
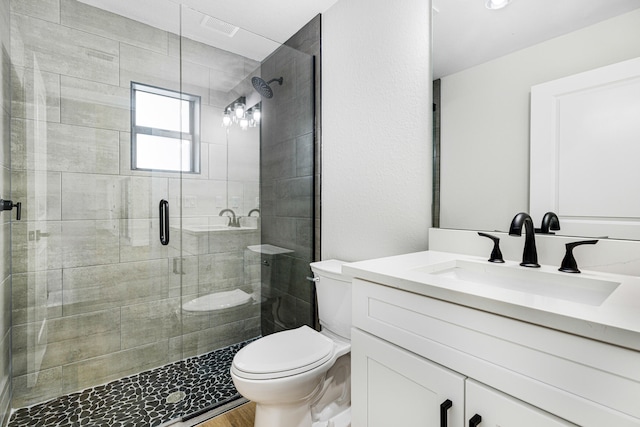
[413, 259, 620, 306]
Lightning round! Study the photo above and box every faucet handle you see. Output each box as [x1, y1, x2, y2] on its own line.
[478, 232, 505, 263]
[559, 240, 598, 273]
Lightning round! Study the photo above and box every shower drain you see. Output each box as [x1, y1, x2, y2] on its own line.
[166, 391, 187, 404]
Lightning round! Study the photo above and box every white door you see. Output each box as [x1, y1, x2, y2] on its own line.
[351, 328, 465, 427]
[530, 56, 640, 239]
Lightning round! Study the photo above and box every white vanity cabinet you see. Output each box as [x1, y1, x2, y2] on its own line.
[352, 328, 465, 426]
[464, 380, 575, 427]
[352, 329, 575, 426]
[350, 277, 640, 427]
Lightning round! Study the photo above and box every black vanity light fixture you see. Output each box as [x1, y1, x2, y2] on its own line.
[486, 0, 512, 10]
[222, 96, 260, 130]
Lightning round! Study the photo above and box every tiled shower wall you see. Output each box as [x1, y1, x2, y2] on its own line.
[260, 16, 319, 334]
[1, 0, 12, 423]
[9, 0, 261, 408]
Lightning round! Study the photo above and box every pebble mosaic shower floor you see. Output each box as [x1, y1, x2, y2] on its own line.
[9, 340, 254, 427]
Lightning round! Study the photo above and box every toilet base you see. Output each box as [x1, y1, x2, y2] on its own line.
[312, 407, 351, 427]
[254, 401, 313, 427]
[254, 403, 351, 427]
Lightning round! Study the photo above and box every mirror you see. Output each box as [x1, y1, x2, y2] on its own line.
[433, 0, 640, 239]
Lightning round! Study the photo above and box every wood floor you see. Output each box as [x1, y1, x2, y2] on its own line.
[198, 401, 256, 427]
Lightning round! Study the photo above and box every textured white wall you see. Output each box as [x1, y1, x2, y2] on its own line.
[321, 0, 432, 262]
[440, 9, 640, 233]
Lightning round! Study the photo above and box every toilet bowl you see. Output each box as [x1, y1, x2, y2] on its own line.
[231, 260, 351, 427]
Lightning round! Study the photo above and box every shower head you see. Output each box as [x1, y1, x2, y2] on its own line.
[251, 76, 283, 99]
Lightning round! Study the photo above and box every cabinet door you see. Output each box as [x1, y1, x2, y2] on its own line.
[465, 380, 578, 427]
[352, 328, 465, 427]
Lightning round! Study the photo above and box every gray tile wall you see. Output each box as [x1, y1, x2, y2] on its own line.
[1, 0, 12, 422]
[260, 17, 319, 335]
[9, 0, 261, 409]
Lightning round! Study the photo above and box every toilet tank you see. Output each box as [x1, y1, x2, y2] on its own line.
[310, 259, 351, 340]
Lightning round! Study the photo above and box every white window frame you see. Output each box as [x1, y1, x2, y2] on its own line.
[130, 82, 201, 173]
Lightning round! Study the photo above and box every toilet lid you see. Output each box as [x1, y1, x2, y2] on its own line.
[232, 326, 335, 380]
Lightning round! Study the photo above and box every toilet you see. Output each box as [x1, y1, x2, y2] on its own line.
[231, 259, 352, 427]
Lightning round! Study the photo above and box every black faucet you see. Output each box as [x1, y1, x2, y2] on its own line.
[509, 212, 540, 268]
[536, 211, 560, 234]
[219, 208, 240, 227]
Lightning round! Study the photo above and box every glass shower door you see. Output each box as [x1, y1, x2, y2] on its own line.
[9, 0, 313, 423]
[9, 0, 186, 415]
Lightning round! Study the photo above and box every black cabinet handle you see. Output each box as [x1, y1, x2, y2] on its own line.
[469, 414, 482, 427]
[440, 399, 452, 427]
[159, 199, 169, 245]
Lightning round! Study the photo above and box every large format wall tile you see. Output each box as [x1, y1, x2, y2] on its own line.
[11, 366, 62, 408]
[119, 219, 169, 262]
[296, 132, 314, 176]
[11, 221, 63, 274]
[60, 75, 130, 131]
[171, 178, 227, 218]
[120, 176, 169, 219]
[0, 277, 9, 348]
[62, 259, 168, 315]
[174, 36, 251, 78]
[179, 59, 213, 104]
[12, 308, 121, 376]
[60, 220, 119, 268]
[262, 137, 296, 181]
[275, 176, 313, 218]
[1, 104, 9, 169]
[197, 251, 244, 294]
[61, 173, 121, 220]
[0, 222, 9, 282]
[60, 0, 169, 55]
[119, 43, 180, 92]
[11, 13, 119, 85]
[11, 65, 61, 122]
[11, 269, 62, 326]
[2, 44, 11, 116]
[61, 341, 169, 395]
[179, 319, 247, 359]
[11, 118, 119, 174]
[0, 329, 9, 426]
[121, 299, 181, 349]
[10, 0, 59, 24]
[170, 255, 198, 297]
[10, 170, 61, 221]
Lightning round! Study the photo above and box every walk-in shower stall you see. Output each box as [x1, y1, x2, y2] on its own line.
[1, 0, 316, 425]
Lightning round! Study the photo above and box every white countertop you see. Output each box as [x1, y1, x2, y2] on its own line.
[343, 251, 640, 351]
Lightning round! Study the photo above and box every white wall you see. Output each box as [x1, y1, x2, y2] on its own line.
[440, 9, 640, 233]
[322, 0, 432, 262]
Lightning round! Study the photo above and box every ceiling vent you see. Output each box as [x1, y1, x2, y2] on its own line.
[200, 15, 240, 37]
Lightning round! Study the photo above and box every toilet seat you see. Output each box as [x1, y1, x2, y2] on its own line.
[232, 326, 335, 380]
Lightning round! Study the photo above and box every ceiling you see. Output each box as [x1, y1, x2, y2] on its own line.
[80, 0, 640, 75]
[78, 0, 340, 60]
[432, 0, 640, 79]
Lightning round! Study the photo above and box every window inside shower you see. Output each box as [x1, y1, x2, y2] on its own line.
[130, 82, 201, 173]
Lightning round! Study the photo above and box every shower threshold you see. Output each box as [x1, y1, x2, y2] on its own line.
[9, 339, 256, 427]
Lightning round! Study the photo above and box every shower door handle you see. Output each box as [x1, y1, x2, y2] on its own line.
[159, 199, 170, 245]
